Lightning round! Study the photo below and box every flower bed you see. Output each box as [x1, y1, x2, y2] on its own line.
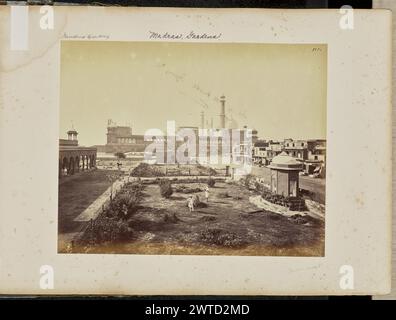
[130, 163, 165, 177]
[238, 174, 308, 211]
[199, 228, 247, 248]
[174, 185, 203, 194]
[261, 189, 307, 211]
[76, 182, 144, 246]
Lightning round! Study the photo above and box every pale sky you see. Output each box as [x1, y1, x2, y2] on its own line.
[60, 41, 327, 147]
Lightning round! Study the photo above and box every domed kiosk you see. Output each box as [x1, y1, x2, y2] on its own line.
[268, 151, 303, 197]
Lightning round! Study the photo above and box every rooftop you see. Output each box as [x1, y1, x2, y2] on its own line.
[268, 152, 303, 171]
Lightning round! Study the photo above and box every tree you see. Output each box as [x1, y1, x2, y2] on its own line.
[159, 179, 173, 198]
[115, 152, 126, 159]
[207, 177, 215, 187]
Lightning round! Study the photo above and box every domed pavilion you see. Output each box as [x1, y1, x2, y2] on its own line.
[267, 151, 303, 197]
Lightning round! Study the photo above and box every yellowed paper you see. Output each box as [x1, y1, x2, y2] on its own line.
[0, 6, 392, 295]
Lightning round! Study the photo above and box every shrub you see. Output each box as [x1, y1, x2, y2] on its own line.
[255, 181, 267, 192]
[200, 216, 216, 222]
[186, 194, 199, 207]
[261, 189, 307, 211]
[110, 182, 143, 219]
[207, 177, 216, 187]
[217, 191, 230, 198]
[79, 218, 133, 245]
[163, 213, 179, 223]
[197, 164, 217, 176]
[242, 174, 255, 189]
[185, 194, 207, 208]
[175, 185, 202, 194]
[159, 179, 173, 198]
[130, 163, 165, 177]
[199, 228, 246, 247]
[114, 152, 126, 159]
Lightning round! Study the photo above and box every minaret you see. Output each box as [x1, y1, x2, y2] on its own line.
[220, 95, 226, 128]
[200, 111, 205, 129]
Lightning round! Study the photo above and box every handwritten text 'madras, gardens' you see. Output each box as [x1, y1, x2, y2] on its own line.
[149, 31, 222, 40]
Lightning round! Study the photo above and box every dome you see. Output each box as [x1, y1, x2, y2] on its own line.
[268, 151, 302, 171]
[272, 152, 299, 165]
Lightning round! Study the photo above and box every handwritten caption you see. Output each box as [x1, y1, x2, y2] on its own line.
[149, 31, 222, 40]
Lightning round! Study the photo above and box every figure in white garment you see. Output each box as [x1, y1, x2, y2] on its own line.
[188, 196, 194, 212]
[204, 186, 209, 202]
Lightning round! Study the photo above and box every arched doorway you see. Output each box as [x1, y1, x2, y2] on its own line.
[81, 155, 85, 171]
[62, 157, 69, 176]
[69, 157, 75, 175]
[75, 156, 80, 172]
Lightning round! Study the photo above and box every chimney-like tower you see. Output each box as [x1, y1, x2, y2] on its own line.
[200, 111, 205, 129]
[220, 95, 226, 128]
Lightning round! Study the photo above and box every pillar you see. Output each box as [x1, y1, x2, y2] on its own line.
[69, 157, 74, 175]
[59, 159, 62, 179]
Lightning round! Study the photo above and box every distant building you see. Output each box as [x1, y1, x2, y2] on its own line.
[96, 117, 255, 167]
[305, 139, 327, 177]
[253, 138, 326, 177]
[266, 142, 283, 164]
[307, 139, 326, 162]
[284, 140, 308, 161]
[94, 121, 149, 154]
[59, 128, 97, 178]
[252, 140, 269, 164]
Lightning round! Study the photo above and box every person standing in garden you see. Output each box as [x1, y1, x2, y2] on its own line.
[188, 196, 194, 212]
[204, 186, 209, 202]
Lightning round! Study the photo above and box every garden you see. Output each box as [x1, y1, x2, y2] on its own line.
[70, 168, 324, 256]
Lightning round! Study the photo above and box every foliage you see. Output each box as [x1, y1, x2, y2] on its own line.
[241, 174, 255, 189]
[130, 163, 165, 177]
[109, 182, 144, 219]
[199, 228, 247, 248]
[197, 164, 218, 176]
[174, 185, 202, 194]
[261, 189, 307, 211]
[185, 194, 207, 208]
[159, 179, 173, 198]
[114, 152, 126, 159]
[163, 212, 179, 223]
[207, 177, 216, 187]
[261, 189, 289, 205]
[254, 181, 265, 192]
[79, 218, 133, 245]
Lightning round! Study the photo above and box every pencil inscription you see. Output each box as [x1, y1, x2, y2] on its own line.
[149, 31, 222, 40]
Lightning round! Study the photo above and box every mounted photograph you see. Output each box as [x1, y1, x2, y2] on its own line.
[58, 41, 327, 256]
